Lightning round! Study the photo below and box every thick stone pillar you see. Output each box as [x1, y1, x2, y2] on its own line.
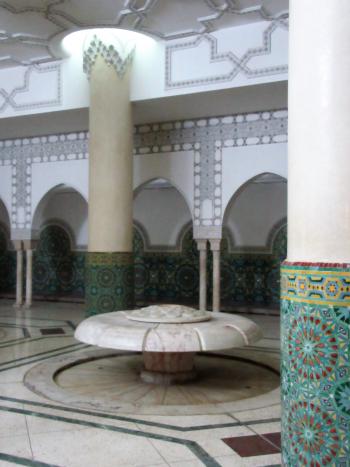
[83, 34, 135, 316]
[210, 239, 221, 312]
[196, 239, 208, 311]
[13, 241, 23, 308]
[282, 1, 350, 464]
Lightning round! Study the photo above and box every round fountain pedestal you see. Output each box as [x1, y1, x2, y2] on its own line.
[74, 304, 263, 385]
[141, 351, 196, 384]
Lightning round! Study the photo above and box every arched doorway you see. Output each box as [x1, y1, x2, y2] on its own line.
[31, 185, 88, 300]
[221, 173, 287, 308]
[0, 199, 15, 297]
[133, 178, 198, 305]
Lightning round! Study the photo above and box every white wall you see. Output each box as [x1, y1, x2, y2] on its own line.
[134, 186, 191, 247]
[224, 179, 287, 248]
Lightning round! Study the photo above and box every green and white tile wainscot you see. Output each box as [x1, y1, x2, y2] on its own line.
[281, 262, 350, 466]
[86, 252, 134, 315]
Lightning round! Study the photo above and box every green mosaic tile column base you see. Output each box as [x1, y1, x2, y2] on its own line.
[281, 263, 350, 466]
[86, 252, 134, 316]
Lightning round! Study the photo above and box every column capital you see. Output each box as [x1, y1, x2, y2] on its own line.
[196, 239, 208, 251]
[83, 33, 135, 79]
[23, 239, 38, 251]
[12, 240, 23, 251]
[209, 239, 221, 251]
[194, 225, 222, 240]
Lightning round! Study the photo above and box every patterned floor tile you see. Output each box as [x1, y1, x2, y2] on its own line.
[222, 432, 281, 457]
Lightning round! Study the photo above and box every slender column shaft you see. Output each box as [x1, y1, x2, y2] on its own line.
[14, 248, 23, 307]
[196, 240, 207, 311]
[210, 239, 221, 312]
[25, 249, 33, 308]
[282, 1, 350, 464]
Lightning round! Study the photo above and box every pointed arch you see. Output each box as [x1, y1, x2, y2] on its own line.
[31, 184, 88, 248]
[133, 177, 193, 249]
[31, 182, 87, 227]
[223, 172, 287, 253]
[0, 198, 10, 231]
[134, 177, 193, 219]
[223, 172, 287, 222]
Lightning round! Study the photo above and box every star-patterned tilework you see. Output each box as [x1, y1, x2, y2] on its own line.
[281, 263, 350, 466]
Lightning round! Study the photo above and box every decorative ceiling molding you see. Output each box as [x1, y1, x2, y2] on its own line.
[165, 19, 288, 89]
[116, 0, 288, 40]
[0, 62, 62, 112]
[0, 0, 289, 68]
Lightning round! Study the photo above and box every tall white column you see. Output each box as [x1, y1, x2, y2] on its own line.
[196, 239, 207, 311]
[281, 1, 350, 464]
[210, 239, 221, 312]
[13, 241, 23, 308]
[288, 0, 350, 263]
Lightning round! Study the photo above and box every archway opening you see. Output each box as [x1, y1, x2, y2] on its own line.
[220, 173, 287, 309]
[0, 199, 15, 298]
[133, 178, 198, 306]
[32, 185, 88, 301]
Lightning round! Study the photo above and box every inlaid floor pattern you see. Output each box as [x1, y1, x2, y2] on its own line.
[0, 300, 281, 467]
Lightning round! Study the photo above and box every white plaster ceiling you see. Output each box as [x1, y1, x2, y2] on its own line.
[0, 0, 288, 68]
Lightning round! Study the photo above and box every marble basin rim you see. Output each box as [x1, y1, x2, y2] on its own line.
[74, 310, 263, 353]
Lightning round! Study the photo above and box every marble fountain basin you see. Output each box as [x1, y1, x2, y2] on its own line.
[75, 305, 263, 384]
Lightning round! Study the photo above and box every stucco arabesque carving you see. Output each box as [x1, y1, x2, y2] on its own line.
[83, 35, 135, 79]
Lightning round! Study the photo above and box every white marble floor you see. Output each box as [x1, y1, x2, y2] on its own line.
[0, 300, 281, 467]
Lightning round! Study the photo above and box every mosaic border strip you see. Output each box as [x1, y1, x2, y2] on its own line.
[281, 265, 350, 307]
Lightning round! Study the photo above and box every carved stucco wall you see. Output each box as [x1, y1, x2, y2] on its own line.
[0, 108, 287, 241]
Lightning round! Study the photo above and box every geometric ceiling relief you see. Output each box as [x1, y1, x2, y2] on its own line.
[0, 1, 61, 68]
[246, 20, 289, 71]
[0, 63, 61, 113]
[165, 19, 288, 89]
[0, 0, 288, 69]
[116, 0, 289, 38]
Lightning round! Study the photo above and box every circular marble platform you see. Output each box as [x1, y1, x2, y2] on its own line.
[74, 305, 263, 384]
[24, 349, 280, 415]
